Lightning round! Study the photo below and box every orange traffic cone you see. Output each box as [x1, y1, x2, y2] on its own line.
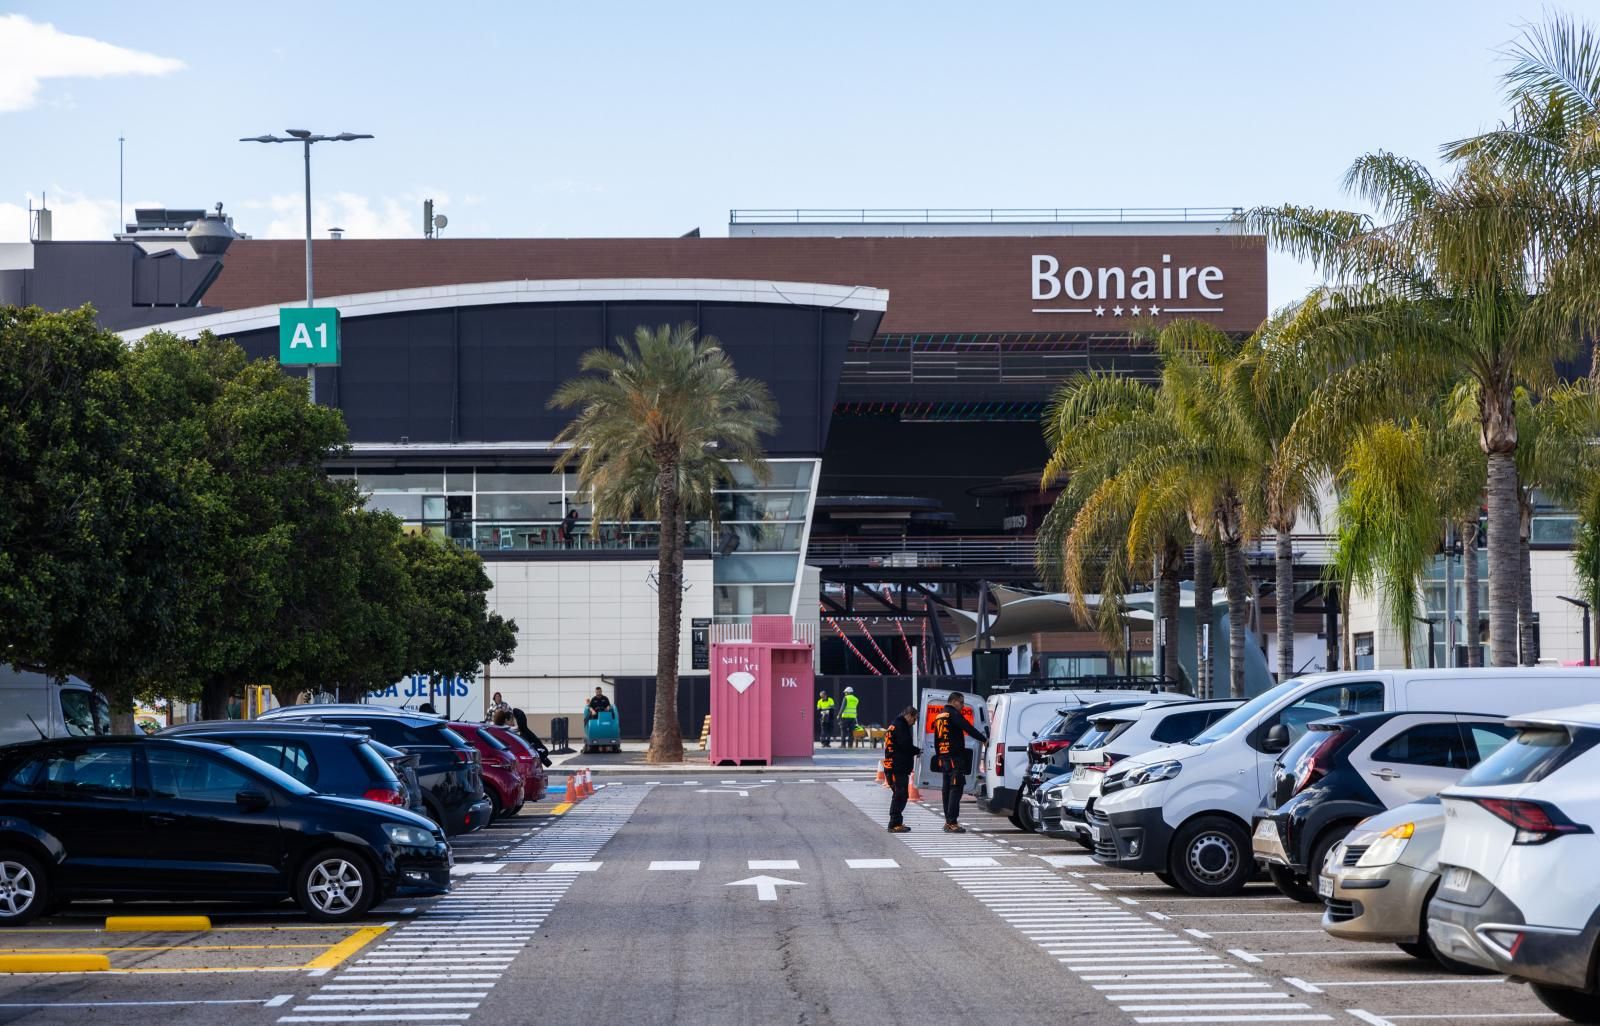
[875, 766, 886, 787]
[908, 779, 923, 802]
[583, 769, 595, 797]
[565, 772, 581, 802]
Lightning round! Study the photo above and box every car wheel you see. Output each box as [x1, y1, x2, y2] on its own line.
[1168, 816, 1253, 897]
[1075, 836, 1094, 851]
[487, 789, 504, 823]
[1532, 983, 1600, 1023]
[1266, 863, 1318, 903]
[0, 852, 47, 927]
[295, 849, 376, 923]
[1155, 871, 1180, 889]
[1396, 941, 1431, 960]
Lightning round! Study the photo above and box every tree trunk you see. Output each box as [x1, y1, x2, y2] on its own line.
[649, 461, 686, 763]
[1224, 538, 1249, 698]
[1158, 542, 1182, 687]
[1275, 528, 1295, 683]
[1485, 452, 1520, 667]
[1194, 537, 1215, 698]
[1463, 520, 1482, 667]
[201, 680, 232, 721]
[1342, 574, 1353, 672]
[1519, 503, 1536, 666]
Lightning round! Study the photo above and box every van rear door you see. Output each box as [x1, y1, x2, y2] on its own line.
[917, 690, 989, 794]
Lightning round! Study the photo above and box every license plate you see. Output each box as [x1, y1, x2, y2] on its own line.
[1317, 875, 1333, 899]
[1442, 866, 1471, 892]
[1089, 823, 1103, 844]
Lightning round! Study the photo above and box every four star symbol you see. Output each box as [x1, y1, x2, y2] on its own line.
[1111, 305, 1124, 317]
[1131, 305, 1143, 316]
[1078, 303, 1168, 317]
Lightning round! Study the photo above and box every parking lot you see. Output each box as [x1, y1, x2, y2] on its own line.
[0, 807, 557, 1021]
[957, 798, 1560, 1026]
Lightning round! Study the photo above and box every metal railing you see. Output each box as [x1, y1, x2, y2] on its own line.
[731, 207, 1243, 225]
[807, 535, 1037, 568]
[414, 517, 710, 554]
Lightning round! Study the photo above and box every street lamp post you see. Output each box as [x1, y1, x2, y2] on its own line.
[1558, 596, 1592, 666]
[1414, 616, 1438, 669]
[238, 129, 373, 402]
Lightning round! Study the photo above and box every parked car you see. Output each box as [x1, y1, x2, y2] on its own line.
[158, 721, 430, 819]
[981, 688, 1175, 828]
[259, 708, 491, 835]
[0, 666, 110, 745]
[1317, 798, 1484, 971]
[483, 725, 548, 803]
[1089, 668, 1600, 896]
[1252, 711, 1516, 902]
[368, 739, 430, 819]
[1019, 697, 1188, 814]
[449, 722, 524, 819]
[0, 736, 450, 925]
[1031, 699, 1241, 849]
[1430, 704, 1600, 1021]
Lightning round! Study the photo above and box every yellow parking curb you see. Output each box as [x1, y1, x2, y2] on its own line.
[550, 802, 573, 814]
[0, 953, 110, 973]
[105, 915, 212, 933]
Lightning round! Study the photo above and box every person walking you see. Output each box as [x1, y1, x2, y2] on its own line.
[884, 706, 920, 833]
[815, 692, 836, 747]
[931, 692, 988, 832]
[838, 686, 860, 748]
[511, 708, 552, 767]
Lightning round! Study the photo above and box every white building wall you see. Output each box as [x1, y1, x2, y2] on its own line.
[1345, 550, 1588, 668]
[480, 558, 715, 719]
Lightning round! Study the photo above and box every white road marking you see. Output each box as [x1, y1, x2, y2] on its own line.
[1185, 929, 1212, 939]
[1346, 1012, 1396, 1026]
[448, 864, 507, 876]
[648, 860, 701, 871]
[1305, 978, 1506, 988]
[546, 861, 603, 872]
[942, 856, 1001, 867]
[726, 875, 805, 901]
[1283, 978, 1323, 994]
[748, 859, 799, 870]
[845, 858, 899, 869]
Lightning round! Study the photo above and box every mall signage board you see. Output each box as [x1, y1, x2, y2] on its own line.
[279, 307, 341, 366]
[1029, 254, 1226, 318]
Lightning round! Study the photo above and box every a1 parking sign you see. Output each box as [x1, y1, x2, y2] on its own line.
[279, 307, 341, 366]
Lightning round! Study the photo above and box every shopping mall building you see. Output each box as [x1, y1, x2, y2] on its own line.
[4, 207, 1589, 722]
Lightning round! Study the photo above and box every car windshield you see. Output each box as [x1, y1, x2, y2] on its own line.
[1190, 680, 1306, 746]
[60, 689, 112, 736]
[474, 728, 511, 751]
[1277, 724, 1332, 771]
[1455, 725, 1600, 787]
[1074, 718, 1136, 751]
[438, 727, 469, 748]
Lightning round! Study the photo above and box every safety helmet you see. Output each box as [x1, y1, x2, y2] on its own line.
[844, 686, 854, 694]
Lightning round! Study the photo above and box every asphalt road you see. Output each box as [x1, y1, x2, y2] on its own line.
[0, 779, 1573, 1026]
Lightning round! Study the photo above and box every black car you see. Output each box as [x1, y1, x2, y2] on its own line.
[1022, 700, 1156, 796]
[0, 736, 450, 926]
[157, 722, 428, 819]
[260, 710, 492, 835]
[1252, 710, 1517, 902]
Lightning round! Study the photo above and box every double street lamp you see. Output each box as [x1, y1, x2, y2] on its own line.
[238, 129, 373, 401]
[1558, 596, 1593, 666]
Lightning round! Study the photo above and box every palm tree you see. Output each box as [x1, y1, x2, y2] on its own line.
[551, 324, 777, 763]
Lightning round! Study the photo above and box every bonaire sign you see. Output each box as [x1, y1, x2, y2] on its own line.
[1030, 253, 1225, 319]
[279, 307, 341, 366]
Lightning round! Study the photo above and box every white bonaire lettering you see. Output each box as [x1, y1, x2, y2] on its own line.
[1032, 255, 1061, 300]
[1198, 266, 1224, 299]
[1097, 267, 1125, 299]
[1063, 266, 1092, 300]
[1130, 267, 1156, 300]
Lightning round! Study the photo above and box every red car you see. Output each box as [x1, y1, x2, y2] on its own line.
[484, 725, 549, 803]
[450, 722, 525, 820]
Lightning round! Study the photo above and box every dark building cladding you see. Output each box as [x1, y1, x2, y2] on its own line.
[218, 302, 866, 458]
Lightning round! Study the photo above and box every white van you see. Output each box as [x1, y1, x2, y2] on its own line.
[980, 687, 1185, 826]
[1088, 668, 1600, 897]
[914, 689, 992, 794]
[0, 665, 111, 745]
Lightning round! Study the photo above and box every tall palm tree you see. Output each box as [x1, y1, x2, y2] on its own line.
[551, 324, 776, 763]
[1243, 150, 1589, 665]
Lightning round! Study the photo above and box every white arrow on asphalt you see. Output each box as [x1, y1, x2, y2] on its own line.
[726, 875, 805, 901]
[693, 784, 769, 796]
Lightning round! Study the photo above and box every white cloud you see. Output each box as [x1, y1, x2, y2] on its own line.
[0, 14, 184, 113]
[243, 190, 446, 240]
[0, 190, 122, 242]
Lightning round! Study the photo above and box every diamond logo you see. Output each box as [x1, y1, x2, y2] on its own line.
[727, 670, 756, 695]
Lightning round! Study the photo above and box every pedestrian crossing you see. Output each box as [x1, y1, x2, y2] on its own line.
[838, 782, 1334, 1025]
[276, 875, 575, 1023]
[500, 783, 655, 863]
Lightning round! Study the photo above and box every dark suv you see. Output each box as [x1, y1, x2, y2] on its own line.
[1022, 700, 1156, 798]
[259, 709, 491, 835]
[158, 722, 427, 818]
[0, 736, 449, 925]
[1252, 710, 1516, 902]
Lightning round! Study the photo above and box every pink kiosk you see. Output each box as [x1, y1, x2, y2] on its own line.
[708, 615, 815, 766]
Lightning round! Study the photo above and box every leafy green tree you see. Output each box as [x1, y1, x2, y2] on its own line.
[551, 324, 776, 762]
[395, 531, 517, 692]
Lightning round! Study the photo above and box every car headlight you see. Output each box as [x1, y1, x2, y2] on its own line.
[1355, 822, 1414, 867]
[384, 823, 437, 847]
[1124, 760, 1183, 789]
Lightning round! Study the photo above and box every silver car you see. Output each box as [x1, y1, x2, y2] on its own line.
[1321, 797, 1483, 973]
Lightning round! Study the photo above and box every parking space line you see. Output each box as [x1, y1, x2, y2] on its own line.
[1305, 979, 1506, 988]
[301, 926, 389, 971]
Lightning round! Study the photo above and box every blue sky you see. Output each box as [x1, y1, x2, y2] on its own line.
[0, 1, 1570, 306]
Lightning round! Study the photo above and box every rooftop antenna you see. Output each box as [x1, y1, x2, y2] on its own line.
[118, 134, 125, 233]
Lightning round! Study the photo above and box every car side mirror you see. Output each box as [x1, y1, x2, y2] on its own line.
[236, 788, 270, 812]
[1261, 724, 1291, 754]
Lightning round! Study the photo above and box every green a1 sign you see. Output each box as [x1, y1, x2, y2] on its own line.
[279, 307, 341, 366]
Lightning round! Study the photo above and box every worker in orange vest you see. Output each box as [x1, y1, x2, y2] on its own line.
[931, 693, 988, 833]
[883, 706, 920, 832]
